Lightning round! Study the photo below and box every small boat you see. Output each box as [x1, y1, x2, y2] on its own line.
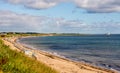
[106, 33, 111, 36]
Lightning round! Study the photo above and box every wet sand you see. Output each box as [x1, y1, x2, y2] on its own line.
[2, 37, 117, 73]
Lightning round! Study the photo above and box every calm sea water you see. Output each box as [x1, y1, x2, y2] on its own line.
[18, 34, 120, 71]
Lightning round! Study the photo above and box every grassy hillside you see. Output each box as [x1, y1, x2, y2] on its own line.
[0, 39, 58, 73]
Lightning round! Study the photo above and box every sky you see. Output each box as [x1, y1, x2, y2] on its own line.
[0, 0, 120, 34]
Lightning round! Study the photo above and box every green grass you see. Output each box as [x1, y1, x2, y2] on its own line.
[0, 39, 58, 73]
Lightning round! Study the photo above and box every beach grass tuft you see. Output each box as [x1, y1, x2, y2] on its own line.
[0, 39, 58, 73]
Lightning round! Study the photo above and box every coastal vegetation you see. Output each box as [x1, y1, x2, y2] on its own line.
[0, 39, 58, 73]
[0, 32, 89, 38]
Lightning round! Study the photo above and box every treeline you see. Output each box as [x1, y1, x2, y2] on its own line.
[0, 32, 89, 37]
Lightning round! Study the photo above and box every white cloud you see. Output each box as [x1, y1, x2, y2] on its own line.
[74, 0, 120, 13]
[5, 0, 68, 9]
[0, 10, 120, 33]
[3, 0, 120, 13]
[0, 10, 49, 31]
[0, 10, 89, 32]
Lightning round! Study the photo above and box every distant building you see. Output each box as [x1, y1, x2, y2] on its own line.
[0, 32, 7, 37]
[7, 32, 16, 34]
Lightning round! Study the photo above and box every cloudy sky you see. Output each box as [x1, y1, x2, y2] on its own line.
[0, 0, 120, 34]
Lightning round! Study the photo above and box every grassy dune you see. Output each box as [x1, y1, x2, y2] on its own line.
[0, 39, 58, 73]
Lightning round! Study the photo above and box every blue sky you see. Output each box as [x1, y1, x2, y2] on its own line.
[0, 0, 120, 34]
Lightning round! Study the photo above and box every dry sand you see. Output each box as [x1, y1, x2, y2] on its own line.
[2, 37, 117, 73]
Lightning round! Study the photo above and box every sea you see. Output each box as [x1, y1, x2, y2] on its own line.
[18, 34, 120, 71]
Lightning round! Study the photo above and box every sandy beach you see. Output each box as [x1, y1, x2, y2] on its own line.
[2, 37, 117, 73]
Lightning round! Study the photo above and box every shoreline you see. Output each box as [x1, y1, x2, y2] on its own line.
[2, 36, 117, 73]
